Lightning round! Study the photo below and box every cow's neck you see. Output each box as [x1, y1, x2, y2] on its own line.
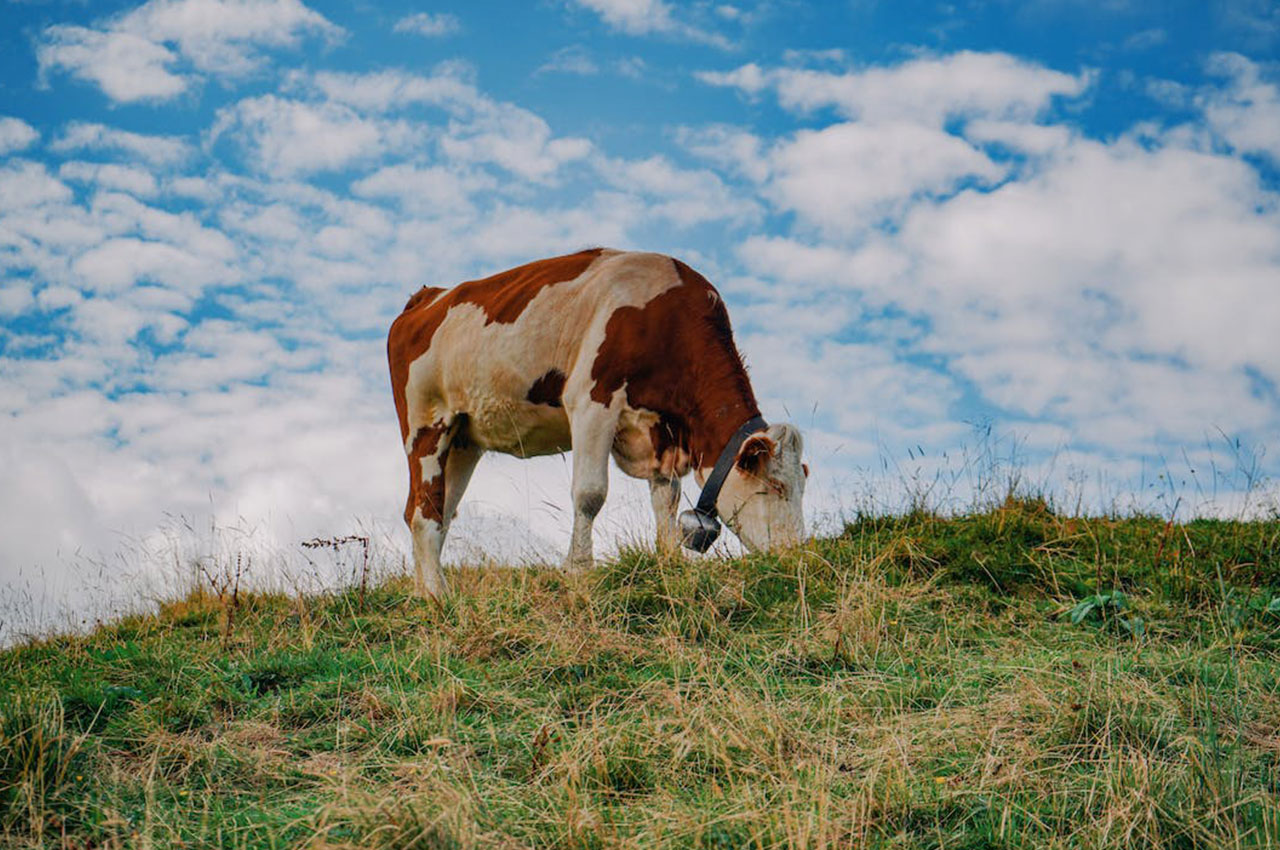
[688, 383, 761, 478]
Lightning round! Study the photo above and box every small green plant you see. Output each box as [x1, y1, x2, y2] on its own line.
[1070, 589, 1145, 637]
[1219, 588, 1280, 632]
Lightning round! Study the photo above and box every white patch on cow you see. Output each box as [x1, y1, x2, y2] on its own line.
[417, 451, 442, 482]
[409, 508, 447, 597]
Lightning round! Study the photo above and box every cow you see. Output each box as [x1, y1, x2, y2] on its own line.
[387, 248, 807, 598]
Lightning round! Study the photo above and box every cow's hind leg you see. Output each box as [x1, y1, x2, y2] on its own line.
[403, 419, 458, 599]
[565, 404, 619, 572]
[441, 436, 482, 540]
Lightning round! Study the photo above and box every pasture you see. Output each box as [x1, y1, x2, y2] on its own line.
[2, 499, 1280, 848]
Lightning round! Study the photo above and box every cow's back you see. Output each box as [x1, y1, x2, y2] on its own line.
[388, 249, 685, 456]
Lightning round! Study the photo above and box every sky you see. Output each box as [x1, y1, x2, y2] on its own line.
[1, 0, 1279, 625]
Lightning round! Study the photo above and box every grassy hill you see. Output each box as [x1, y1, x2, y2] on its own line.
[3, 499, 1280, 848]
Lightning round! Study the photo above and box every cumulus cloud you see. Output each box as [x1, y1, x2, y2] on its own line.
[568, 0, 731, 48]
[59, 161, 160, 197]
[594, 154, 761, 226]
[297, 66, 480, 113]
[37, 27, 187, 103]
[392, 11, 460, 37]
[351, 163, 496, 215]
[768, 122, 1004, 233]
[1202, 52, 1280, 162]
[690, 54, 1094, 236]
[50, 122, 192, 167]
[0, 117, 39, 155]
[697, 51, 1091, 124]
[37, 0, 341, 103]
[288, 67, 595, 182]
[208, 95, 420, 175]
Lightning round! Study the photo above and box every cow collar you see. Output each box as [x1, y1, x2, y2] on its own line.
[693, 414, 769, 519]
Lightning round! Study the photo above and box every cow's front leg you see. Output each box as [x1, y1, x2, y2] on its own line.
[565, 404, 619, 572]
[649, 475, 681, 554]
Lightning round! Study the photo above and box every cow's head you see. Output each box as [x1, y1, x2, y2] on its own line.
[716, 423, 807, 551]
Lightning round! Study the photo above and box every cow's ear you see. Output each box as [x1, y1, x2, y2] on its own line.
[736, 434, 775, 476]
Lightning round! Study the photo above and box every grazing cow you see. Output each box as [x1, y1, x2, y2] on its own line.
[388, 248, 807, 597]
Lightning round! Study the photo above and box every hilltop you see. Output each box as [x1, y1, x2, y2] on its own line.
[2, 500, 1279, 848]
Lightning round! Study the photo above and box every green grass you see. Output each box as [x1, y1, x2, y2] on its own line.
[3, 498, 1280, 848]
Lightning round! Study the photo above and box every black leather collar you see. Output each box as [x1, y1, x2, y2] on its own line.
[692, 415, 769, 519]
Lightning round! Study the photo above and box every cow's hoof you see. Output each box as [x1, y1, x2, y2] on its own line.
[412, 582, 448, 601]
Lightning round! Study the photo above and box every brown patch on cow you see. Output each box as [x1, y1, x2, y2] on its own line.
[526, 369, 567, 407]
[591, 259, 760, 467]
[388, 248, 604, 442]
[457, 248, 605, 325]
[404, 424, 446, 525]
[409, 424, 442, 458]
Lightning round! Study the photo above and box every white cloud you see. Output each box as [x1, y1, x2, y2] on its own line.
[767, 122, 1004, 233]
[209, 95, 420, 175]
[298, 67, 480, 113]
[71, 237, 231, 294]
[123, 0, 341, 75]
[568, 0, 731, 48]
[440, 108, 592, 181]
[538, 45, 600, 76]
[37, 0, 341, 103]
[739, 331, 961, 439]
[572, 0, 677, 33]
[351, 163, 495, 215]
[688, 53, 1095, 236]
[292, 67, 596, 181]
[676, 124, 769, 182]
[698, 51, 1091, 125]
[59, 161, 160, 197]
[37, 26, 187, 103]
[0, 117, 39, 155]
[51, 122, 192, 167]
[594, 154, 761, 226]
[1202, 52, 1280, 162]
[392, 11, 460, 37]
[0, 160, 73, 209]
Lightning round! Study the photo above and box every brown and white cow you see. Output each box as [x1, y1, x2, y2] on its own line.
[388, 248, 806, 597]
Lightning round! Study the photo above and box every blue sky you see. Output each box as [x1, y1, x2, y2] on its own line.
[1, 0, 1279, 611]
